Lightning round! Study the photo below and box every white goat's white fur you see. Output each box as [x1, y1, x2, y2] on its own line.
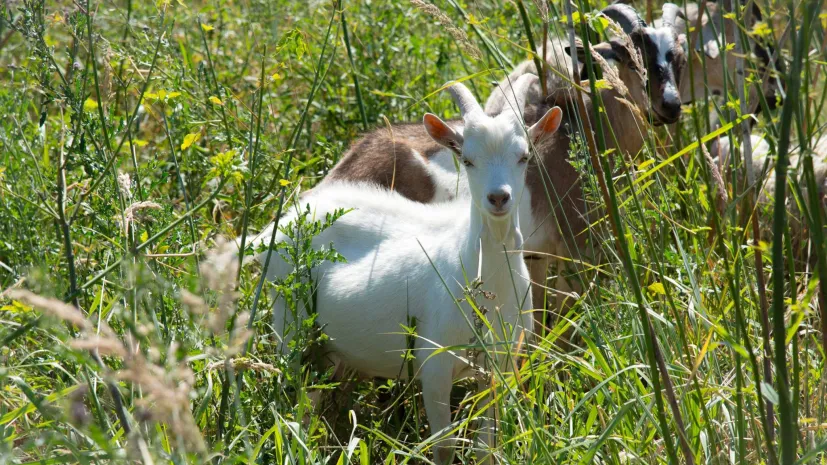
[253, 76, 562, 464]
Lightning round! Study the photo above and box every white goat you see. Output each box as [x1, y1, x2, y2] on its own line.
[260, 76, 563, 464]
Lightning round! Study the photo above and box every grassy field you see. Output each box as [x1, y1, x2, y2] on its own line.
[1, 0, 827, 463]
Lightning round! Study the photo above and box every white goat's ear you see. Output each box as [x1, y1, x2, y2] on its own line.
[423, 113, 463, 154]
[528, 106, 563, 146]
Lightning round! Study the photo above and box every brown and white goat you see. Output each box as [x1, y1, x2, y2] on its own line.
[657, 1, 784, 112]
[487, 4, 688, 129]
[600, 3, 688, 124]
[482, 6, 690, 336]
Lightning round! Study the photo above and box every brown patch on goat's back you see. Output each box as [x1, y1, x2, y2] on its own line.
[327, 123, 451, 203]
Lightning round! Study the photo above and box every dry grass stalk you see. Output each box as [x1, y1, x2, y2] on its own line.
[590, 48, 630, 98]
[606, 21, 647, 88]
[410, 0, 481, 60]
[0, 278, 26, 299]
[200, 238, 240, 334]
[122, 201, 162, 237]
[117, 353, 205, 452]
[616, 97, 647, 128]
[226, 311, 253, 355]
[180, 289, 208, 315]
[702, 143, 727, 219]
[70, 336, 128, 358]
[530, 0, 550, 22]
[124, 201, 161, 222]
[600, 19, 649, 108]
[206, 357, 280, 374]
[6, 288, 205, 451]
[7, 289, 92, 331]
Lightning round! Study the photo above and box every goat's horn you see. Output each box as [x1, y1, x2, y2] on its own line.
[446, 82, 483, 120]
[661, 3, 685, 26]
[511, 74, 541, 115]
[601, 4, 647, 34]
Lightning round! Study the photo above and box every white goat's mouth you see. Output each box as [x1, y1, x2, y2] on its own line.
[485, 208, 513, 220]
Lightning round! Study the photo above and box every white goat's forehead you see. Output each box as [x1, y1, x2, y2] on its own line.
[644, 27, 677, 67]
[462, 116, 527, 158]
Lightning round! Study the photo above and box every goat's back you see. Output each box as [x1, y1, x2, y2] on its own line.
[325, 123, 461, 203]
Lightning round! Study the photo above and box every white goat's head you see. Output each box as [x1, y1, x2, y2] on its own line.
[423, 75, 562, 221]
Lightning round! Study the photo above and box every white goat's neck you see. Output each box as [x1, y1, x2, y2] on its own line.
[467, 202, 524, 283]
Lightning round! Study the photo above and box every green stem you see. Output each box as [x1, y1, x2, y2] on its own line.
[771, 0, 822, 462]
[340, 0, 368, 130]
[73, 178, 228, 297]
[573, 6, 683, 464]
[515, 0, 546, 96]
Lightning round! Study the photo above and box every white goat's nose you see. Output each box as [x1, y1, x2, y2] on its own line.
[487, 191, 511, 208]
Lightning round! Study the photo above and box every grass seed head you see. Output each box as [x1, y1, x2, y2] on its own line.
[70, 336, 128, 358]
[410, 0, 481, 60]
[7, 289, 91, 331]
[124, 201, 161, 222]
[201, 238, 240, 334]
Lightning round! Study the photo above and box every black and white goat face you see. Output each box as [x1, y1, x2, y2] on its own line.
[602, 3, 688, 125]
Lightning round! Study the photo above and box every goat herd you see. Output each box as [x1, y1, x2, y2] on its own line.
[226, 2, 804, 463]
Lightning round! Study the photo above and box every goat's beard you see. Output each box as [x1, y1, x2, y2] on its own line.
[482, 211, 523, 250]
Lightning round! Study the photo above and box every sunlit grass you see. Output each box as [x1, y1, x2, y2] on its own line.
[1, 0, 826, 464]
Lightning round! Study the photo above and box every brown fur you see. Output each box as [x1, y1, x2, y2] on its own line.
[326, 123, 452, 203]
[520, 96, 590, 259]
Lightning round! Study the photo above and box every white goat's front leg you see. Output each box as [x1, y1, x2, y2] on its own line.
[421, 359, 456, 465]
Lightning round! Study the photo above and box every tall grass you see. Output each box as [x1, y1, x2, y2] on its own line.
[0, 0, 826, 464]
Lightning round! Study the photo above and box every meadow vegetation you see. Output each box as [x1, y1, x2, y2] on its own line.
[0, 0, 826, 463]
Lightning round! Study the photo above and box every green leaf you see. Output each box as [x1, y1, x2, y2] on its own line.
[760, 382, 779, 405]
[359, 439, 369, 465]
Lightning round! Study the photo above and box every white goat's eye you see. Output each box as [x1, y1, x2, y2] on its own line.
[519, 155, 529, 164]
[462, 158, 474, 167]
